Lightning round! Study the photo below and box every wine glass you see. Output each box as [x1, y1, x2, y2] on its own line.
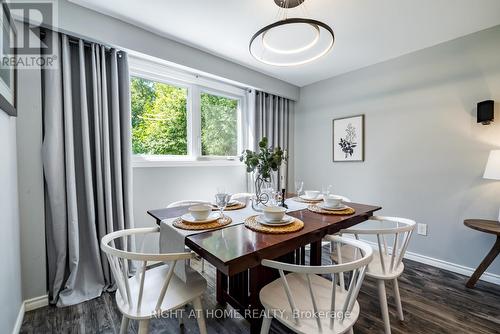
[294, 180, 304, 196]
[215, 191, 231, 220]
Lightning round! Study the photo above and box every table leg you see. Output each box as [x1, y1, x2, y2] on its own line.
[216, 270, 228, 305]
[310, 240, 322, 265]
[466, 236, 500, 288]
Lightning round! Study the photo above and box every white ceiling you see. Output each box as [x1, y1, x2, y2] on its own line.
[70, 0, 500, 87]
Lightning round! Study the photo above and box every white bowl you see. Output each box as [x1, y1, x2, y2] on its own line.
[188, 205, 212, 220]
[323, 195, 343, 208]
[304, 190, 320, 199]
[263, 206, 286, 221]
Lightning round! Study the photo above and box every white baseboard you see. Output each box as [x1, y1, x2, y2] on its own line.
[12, 302, 25, 334]
[24, 295, 48, 312]
[356, 239, 500, 286]
[404, 250, 500, 286]
[12, 295, 48, 334]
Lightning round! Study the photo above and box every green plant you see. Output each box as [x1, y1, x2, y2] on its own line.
[240, 137, 285, 180]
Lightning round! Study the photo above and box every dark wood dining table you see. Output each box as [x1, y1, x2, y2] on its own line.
[148, 200, 381, 334]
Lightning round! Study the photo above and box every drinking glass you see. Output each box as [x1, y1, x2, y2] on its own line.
[215, 191, 231, 220]
[270, 190, 282, 206]
[294, 180, 304, 196]
[322, 185, 333, 198]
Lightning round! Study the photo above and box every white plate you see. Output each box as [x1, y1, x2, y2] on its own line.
[299, 194, 322, 201]
[317, 203, 348, 211]
[181, 212, 220, 224]
[256, 215, 294, 226]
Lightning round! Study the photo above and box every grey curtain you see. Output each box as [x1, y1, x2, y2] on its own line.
[253, 91, 292, 189]
[254, 91, 291, 151]
[41, 30, 134, 307]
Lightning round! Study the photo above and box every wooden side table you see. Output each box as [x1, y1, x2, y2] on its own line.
[464, 219, 500, 288]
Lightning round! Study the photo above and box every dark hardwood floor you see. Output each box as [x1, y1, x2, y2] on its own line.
[21, 247, 500, 334]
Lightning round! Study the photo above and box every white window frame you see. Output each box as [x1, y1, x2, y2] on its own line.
[129, 56, 247, 167]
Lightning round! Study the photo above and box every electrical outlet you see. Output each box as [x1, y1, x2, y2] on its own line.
[417, 223, 428, 236]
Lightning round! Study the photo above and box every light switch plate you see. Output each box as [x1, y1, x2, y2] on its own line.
[417, 223, 428, 236]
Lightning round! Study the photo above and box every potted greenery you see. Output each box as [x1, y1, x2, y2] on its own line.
[240, 137, 285, 208]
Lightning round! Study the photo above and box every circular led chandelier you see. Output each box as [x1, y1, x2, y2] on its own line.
[249, 0, 334, 66]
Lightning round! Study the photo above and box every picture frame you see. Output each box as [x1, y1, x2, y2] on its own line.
[0, 0, 16, 117]
[332, 114, 364, 162]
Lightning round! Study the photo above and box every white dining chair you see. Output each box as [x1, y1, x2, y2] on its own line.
[259, 236, 373, 334]
[167, 200, 211, 272]
[337, 216, 416, 334]
[231, 192, 254, 203]
[167, 200, 211, 208]
[101, 227, 208, 334]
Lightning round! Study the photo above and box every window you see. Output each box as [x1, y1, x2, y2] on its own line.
[129, 57, 246, 166]
[200, 92, 238, 157]
[131, 77, 188, 156]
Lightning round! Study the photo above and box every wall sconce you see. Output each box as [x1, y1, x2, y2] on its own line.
[477, 100, 494, 125]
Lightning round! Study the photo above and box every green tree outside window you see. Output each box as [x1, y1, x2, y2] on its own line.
[131, 76, 239, 157]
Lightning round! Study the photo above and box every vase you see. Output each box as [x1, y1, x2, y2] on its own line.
[251, 171, 276, 211]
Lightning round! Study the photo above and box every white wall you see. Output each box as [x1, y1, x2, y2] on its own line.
[133, 165, 247, 228]
[295, 25, 500, 277]
[16, 59, 46, 300]
[0, 112, 23, 333]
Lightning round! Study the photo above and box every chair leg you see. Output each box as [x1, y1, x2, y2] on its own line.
[178, 307, 184, 327]
[377, 280, 391, 334]
[138, 319, 150, 334]
[201, 258, 205, 273]
[261, 315, 272, 334]
[119, 315, 129, 334]
[393, 278, 404, 321]
[193, 297, 207, 334]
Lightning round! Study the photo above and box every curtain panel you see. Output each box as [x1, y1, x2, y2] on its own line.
[250, 91, 292, 190]
[253, 91, 291, 152]
[41, 30, 134, 307]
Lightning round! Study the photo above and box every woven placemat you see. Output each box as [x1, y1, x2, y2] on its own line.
[211, 201, 246, 211]
[307, 204, 355, 215]
[244, 215, 304, 234]
[172, 216, 232, 230]
[292, 196, 323, 204]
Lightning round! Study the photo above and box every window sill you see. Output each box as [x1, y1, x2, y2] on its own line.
[132, 155, 244, 168]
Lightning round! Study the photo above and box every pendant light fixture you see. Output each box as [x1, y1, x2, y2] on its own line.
[249, 0, 334, 66]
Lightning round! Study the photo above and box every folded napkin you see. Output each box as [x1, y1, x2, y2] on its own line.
[159, 198, 308, 281]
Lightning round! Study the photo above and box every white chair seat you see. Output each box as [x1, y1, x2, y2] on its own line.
[332, 245, 404, 280]
[367, 252, 404, 280]
[260, 272, 360, 334]
[116, 264, 207, 320]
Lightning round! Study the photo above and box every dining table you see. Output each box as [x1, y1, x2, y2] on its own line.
[148, 197, 381, 334]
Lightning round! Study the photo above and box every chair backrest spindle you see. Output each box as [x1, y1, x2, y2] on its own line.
[136, 260, 147, 311]
[279, 269, 300, 325]
[306, 274, 322, 330]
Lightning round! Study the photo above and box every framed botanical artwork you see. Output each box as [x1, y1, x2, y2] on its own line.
[0, 0, 16, 117]
[332, 115, 364, 162]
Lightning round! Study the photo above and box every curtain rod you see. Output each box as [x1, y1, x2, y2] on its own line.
[39, 29, 120, 53]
